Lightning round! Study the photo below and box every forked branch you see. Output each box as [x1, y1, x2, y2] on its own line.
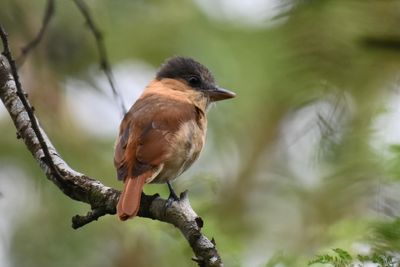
[0, 25, 222, 267]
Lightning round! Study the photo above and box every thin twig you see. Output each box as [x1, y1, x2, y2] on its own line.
[71, 208, 107, 229]
[17, 0, 55, 66]
[361, 35, 400, 51]
[72, 0, 127, 116]
[1, 23, 223, 267]
[0, 25, 67, 189]
[16, 0, 127, 116]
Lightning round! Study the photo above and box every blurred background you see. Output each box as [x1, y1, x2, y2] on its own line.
[1, 0, 400, 266]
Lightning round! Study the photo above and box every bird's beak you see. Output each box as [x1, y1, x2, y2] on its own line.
[207, 86, 236, 102]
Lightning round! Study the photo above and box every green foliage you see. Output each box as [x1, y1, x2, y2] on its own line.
[372, 219, 400, 252]
[357, 253, 398, 267]
[309, 249, 352, 267]
[309, 248, 398, 267]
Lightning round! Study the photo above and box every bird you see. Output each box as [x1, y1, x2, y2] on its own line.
[114, 56, 235, 220]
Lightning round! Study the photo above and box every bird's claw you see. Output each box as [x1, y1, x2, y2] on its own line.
[165, 191, 180, 211]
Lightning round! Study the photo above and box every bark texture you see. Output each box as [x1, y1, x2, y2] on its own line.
[0, 54, 223, 267]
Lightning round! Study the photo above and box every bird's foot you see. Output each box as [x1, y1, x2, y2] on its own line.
[165, 191, 180, 209]
[164, 181, 180, 211]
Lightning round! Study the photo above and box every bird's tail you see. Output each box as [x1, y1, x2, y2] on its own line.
[117, 173, 148, 221]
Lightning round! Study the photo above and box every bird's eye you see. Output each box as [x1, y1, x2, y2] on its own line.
[187, 76, 201, 86]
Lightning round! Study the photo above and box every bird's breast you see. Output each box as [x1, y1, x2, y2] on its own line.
[151, 118, 207, 183]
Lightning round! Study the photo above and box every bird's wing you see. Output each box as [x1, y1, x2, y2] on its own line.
[115, 94, 199, 220]
[114, 94, 199, 181]
[114, 111, 131, 181]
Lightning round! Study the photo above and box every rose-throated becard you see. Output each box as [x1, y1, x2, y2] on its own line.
[114, 56, 235, 220]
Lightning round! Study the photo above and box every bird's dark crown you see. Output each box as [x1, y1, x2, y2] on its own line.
[156, 56, 216, 90]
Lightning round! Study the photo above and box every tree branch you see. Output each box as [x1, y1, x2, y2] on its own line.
[360, 35, 400, 51]
[72, 0, 127, 116]
[16, 0, 126, 116]
[17, 0, 55, 66]
[0, 26, 223, 267]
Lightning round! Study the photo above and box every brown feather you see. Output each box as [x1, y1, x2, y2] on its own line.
[117, 172, 149, 220]
[114, 79, 207, 182]
[114, 79, 208, 219]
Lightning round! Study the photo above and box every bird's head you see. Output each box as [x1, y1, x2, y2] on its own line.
[156, 56, 236, 103]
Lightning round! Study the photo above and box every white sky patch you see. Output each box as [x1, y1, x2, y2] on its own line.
[373, 91, 400, 151]
[64, 61, 155, 138]
[0, 165, 39, 267]
[193, 0, 291, 27]
[278, 94, 352, 187]
[279, 104, 326, 186]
